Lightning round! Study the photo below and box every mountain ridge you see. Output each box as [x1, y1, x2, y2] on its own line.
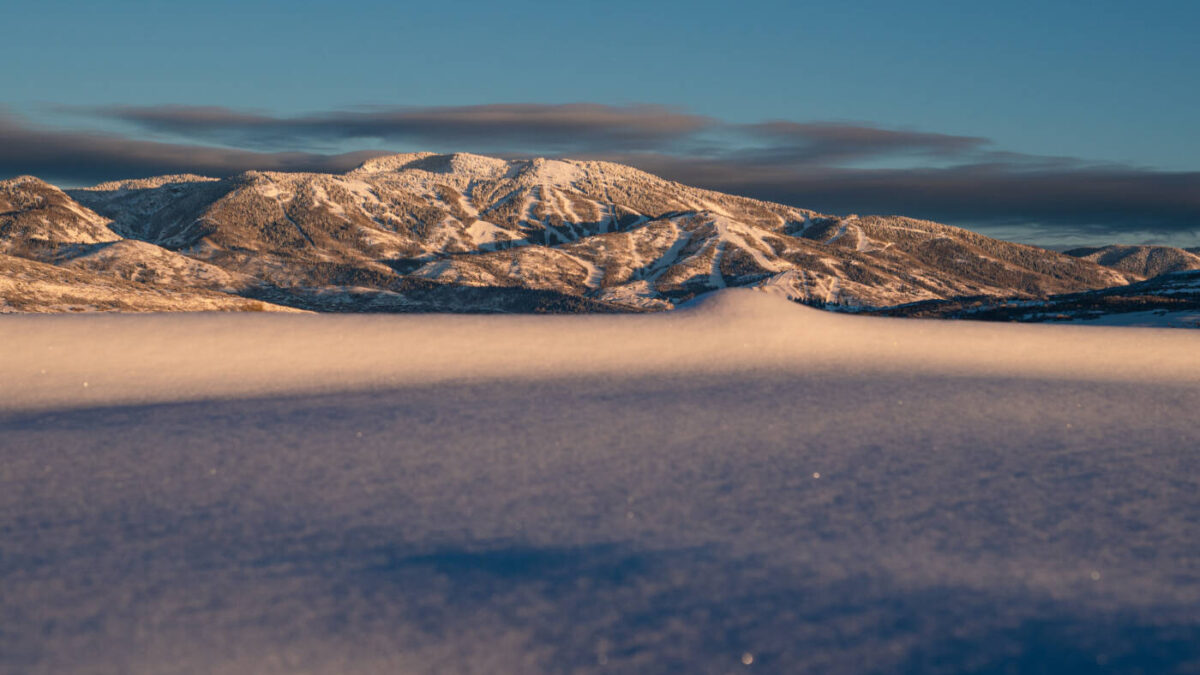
[1, 153, 1187, 319]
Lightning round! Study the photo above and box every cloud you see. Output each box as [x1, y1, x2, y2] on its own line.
[4, 104, 1198, 243]
[78, 103, 713, 153]
[0, 113, 387, 184]
[737, 121, 991, 165]
[80, 104, 992, 165]
[609, 152, 1200, 239]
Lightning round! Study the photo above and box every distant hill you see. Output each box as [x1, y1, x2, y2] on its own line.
[869, 270, 1200, 328]
[1064, 244, 1200, 278]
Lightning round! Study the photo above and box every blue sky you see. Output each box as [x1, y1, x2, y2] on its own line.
[2, 0, 1197, 245]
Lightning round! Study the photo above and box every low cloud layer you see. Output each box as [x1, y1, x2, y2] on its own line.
[740, 121, 991, 165]
[0, 113, 386, 181]
[615, 153, 1200, 238]
[79, 103, 711, 153]
[4, 104, 1198, 244]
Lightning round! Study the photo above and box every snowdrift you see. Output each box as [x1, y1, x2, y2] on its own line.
[2, 289, 1197, 414]
[2, 289, 1198, 673]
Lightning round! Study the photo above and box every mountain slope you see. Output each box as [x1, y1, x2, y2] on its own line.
[47, 153, 1135, 313]
[0, 252, 297, 313]
[1, 176, 121, 260]
[11, 153, 1190, 318]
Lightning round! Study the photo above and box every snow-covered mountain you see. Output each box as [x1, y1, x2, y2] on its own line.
[1063, 244, 1200, 278]
[0, 153, 1178, 316]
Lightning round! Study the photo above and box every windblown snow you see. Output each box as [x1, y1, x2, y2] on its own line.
[2, 290, 1198, 673]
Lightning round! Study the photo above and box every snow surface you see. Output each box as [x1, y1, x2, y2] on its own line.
[2, 289, 1199, 673]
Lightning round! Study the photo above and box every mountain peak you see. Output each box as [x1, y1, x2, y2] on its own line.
[406, 152, 513, 179]
[0, 175, 52, 189]
[82, 174, 220, 192]
[349, 152, 439, 175]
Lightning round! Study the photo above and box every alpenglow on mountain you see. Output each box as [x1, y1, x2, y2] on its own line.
[2, 152, 1197, 318]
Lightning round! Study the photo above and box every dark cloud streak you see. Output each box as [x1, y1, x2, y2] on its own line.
[740, 121, 991, 165]
[80, 103, 713, 152]
[4, 104, 1198, 242]
[615, 153, 1200, 238]
[0, 113, 387, 184]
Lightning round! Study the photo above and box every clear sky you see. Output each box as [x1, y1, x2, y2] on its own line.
[2, 0, 1198, 246]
